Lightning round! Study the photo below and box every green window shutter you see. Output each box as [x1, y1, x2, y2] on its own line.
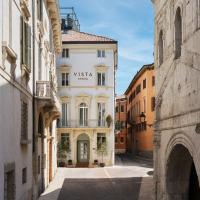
[25, 22, 28, 67]
[20, 16, 23, 65]
[28, 25, 31, 71]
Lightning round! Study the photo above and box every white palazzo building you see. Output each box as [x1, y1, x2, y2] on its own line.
[0, 0, 61, 199]
[56, 22, 118, 167]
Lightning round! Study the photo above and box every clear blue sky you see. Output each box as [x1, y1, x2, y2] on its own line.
[59, 0, 154, 95]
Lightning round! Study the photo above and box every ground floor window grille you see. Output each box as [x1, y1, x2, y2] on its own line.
[4, 163, 15, 200]
[61, 133, 70, 152]
[97, 133, 106, 150]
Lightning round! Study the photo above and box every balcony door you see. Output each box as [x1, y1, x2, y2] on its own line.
[62, 103, 69, 126]
[79, 103, 88, 126]
[98, 103, 105, 127]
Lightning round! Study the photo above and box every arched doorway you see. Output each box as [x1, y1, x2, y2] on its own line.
[166, 144, 200, 200]
[38, 113, 45, 194]
[77, 134, 90, 164]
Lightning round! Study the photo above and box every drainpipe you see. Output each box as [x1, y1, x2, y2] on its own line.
[32, 0, 36, 198]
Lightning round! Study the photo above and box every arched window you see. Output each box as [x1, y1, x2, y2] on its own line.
[158, 30, 164, 66]
[79, 103, 88, 126]
[175, 7, 182, 59]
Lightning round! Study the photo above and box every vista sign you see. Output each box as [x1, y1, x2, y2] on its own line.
[73, 72, 93, 80]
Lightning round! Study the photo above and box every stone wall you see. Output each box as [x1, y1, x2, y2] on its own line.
[152, 0, 200, 199]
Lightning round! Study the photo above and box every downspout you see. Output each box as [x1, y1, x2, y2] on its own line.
[32, 0, 36, 198]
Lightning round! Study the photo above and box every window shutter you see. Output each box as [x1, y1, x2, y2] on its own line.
[25, 23, 29, 67]
[20, 17, 23, 65]
[102, 73, 105, 85]
[28, 25, 31, 71]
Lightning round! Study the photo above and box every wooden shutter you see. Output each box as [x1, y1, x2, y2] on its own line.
[28, 25, 31, 71]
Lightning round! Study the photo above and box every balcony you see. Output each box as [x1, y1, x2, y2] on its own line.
[36, 81, 61, 118]
[36, 81, 51, 99]
[57, 119, 108, 129]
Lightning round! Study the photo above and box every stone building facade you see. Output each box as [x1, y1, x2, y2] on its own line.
[125, 64, 155, 158]
[56, 20, 118, 167]
[0, 0, 61, 199]
[152, 0, 200, 199]
[115, 95, 127, 154]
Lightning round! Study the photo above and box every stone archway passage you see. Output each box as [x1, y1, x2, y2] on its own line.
[166, 144, 200, 200]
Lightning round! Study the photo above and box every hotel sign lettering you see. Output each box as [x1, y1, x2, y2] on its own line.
[73, 72, 93, 80]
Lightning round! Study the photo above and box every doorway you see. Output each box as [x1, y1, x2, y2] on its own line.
[77, 134, 90, 163]
[166, 144, 200, 200]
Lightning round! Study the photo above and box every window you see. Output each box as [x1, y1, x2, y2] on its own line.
[21, 101, 28, 141]
[62, 103, 69, 126]
[120, 137, 124, 143]
[115, 106, 119, 113]
[175, 7, 182, 59]
[151, 97, 156, 111]
[22, 168, 27, 184]
[61, 133, 70, 151]
[62, 73, 69, 86]
[133, 90, 136, 99]
[121, 105, 124, 112]
[143, 97, 146, 113]
[97, 72, 106, 86]
[97, 50, 105, 58]
[37, 0, 43, 20]
[4, 164, 15, 200]
[79, 103, 88, 126]
[143, 79, 146, 89]
[62, 48, 69, 58]
[115, 121, 121, 130]
[115, 136, 118, 143]
[152, 76, 155, 86]
[20, 16, 31, 70]
[97, 133, 106, 150]
[38, 156, 40, 174]
[158, 30, 164, 66]
[121, 121, 125, 129]
[136, 84, 141, 95]
[98, 103, 106, 127]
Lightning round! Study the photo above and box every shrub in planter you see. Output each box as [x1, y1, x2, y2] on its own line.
[106, 115, 112, 127]
[68, 160, 73, 165]
[94, 159, 98, 165]
[58, 161, 65, 167]
[99, 163, 105, 167]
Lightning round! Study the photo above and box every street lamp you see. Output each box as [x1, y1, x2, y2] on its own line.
[140, 112, 146, 123]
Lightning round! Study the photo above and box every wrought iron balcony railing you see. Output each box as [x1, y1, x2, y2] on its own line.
[36, 81, 51, 98]
[57, 119, 107, 128]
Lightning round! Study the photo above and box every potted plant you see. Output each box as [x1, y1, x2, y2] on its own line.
[94, 159, 98, 165]
[68, 159, 73, 165]
[106, 115, 112, 128]
[57, 140, 70, 167]
[57, 142, 66, 167]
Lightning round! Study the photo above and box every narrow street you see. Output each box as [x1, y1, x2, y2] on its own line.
[39, 155, 153, 200]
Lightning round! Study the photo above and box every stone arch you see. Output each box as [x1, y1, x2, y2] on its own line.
[165, 133, 200, 199]
[174, 6, 182, 59]
[158, 30, 164, 66]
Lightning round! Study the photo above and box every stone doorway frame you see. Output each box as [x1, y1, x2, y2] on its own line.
[164, 132, 200, 199]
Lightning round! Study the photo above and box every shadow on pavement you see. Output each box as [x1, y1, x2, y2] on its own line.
[39, 189, 61, 200]
[115, 154, 153, 169]
[58, 177, 153, 200]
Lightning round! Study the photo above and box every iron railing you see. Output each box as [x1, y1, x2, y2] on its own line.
[57, 119, 107, 128]
[36, 81, 51, 98]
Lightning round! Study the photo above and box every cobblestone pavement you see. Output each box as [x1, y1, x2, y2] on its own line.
[39, 154, 154, 200]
